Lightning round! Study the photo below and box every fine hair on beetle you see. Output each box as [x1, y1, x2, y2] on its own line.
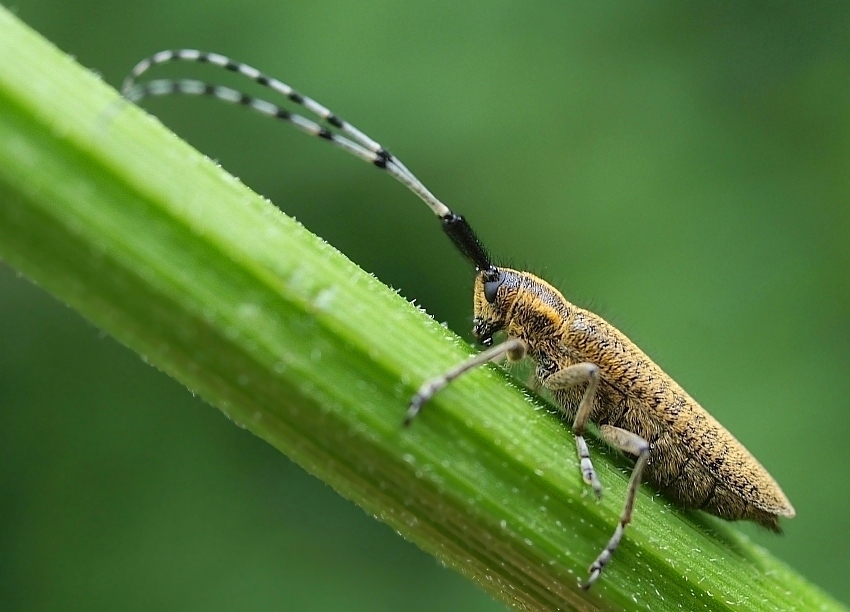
[122, 50, 796, 590]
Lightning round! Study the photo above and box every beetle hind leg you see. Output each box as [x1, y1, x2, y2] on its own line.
[582, 425, 650, 589]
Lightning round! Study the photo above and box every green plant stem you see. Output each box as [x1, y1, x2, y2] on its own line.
[0, 8, 843, 611]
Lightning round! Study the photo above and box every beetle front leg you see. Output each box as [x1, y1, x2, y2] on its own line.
[405, 338, 526, 425]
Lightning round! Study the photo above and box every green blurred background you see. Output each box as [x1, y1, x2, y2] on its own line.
[2, 1, 849, 609]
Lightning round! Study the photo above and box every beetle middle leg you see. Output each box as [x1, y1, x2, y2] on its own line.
[543, 362, 603, 498]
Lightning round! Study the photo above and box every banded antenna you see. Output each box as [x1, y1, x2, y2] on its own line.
[122, 49, 493, 272]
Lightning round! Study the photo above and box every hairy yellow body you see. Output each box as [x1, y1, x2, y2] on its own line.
[475, 269, 794, 531]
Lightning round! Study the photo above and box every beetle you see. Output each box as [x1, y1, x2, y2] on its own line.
[122, 50, 796, 588]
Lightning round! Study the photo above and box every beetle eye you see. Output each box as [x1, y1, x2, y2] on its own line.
[483, 271, 505, 304]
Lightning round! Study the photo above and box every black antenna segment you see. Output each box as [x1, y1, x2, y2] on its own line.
[122, 49, 494, 272]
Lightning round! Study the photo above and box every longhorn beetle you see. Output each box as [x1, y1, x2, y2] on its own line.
[122, 50, 796, 589]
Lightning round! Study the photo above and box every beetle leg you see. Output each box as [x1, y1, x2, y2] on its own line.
[582, 425, 650, 589]
[543, 363, 602, 498]
[405, 337, 526, 425]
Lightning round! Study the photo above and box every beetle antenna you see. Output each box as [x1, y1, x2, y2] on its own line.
[123, 49, 494, 271]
